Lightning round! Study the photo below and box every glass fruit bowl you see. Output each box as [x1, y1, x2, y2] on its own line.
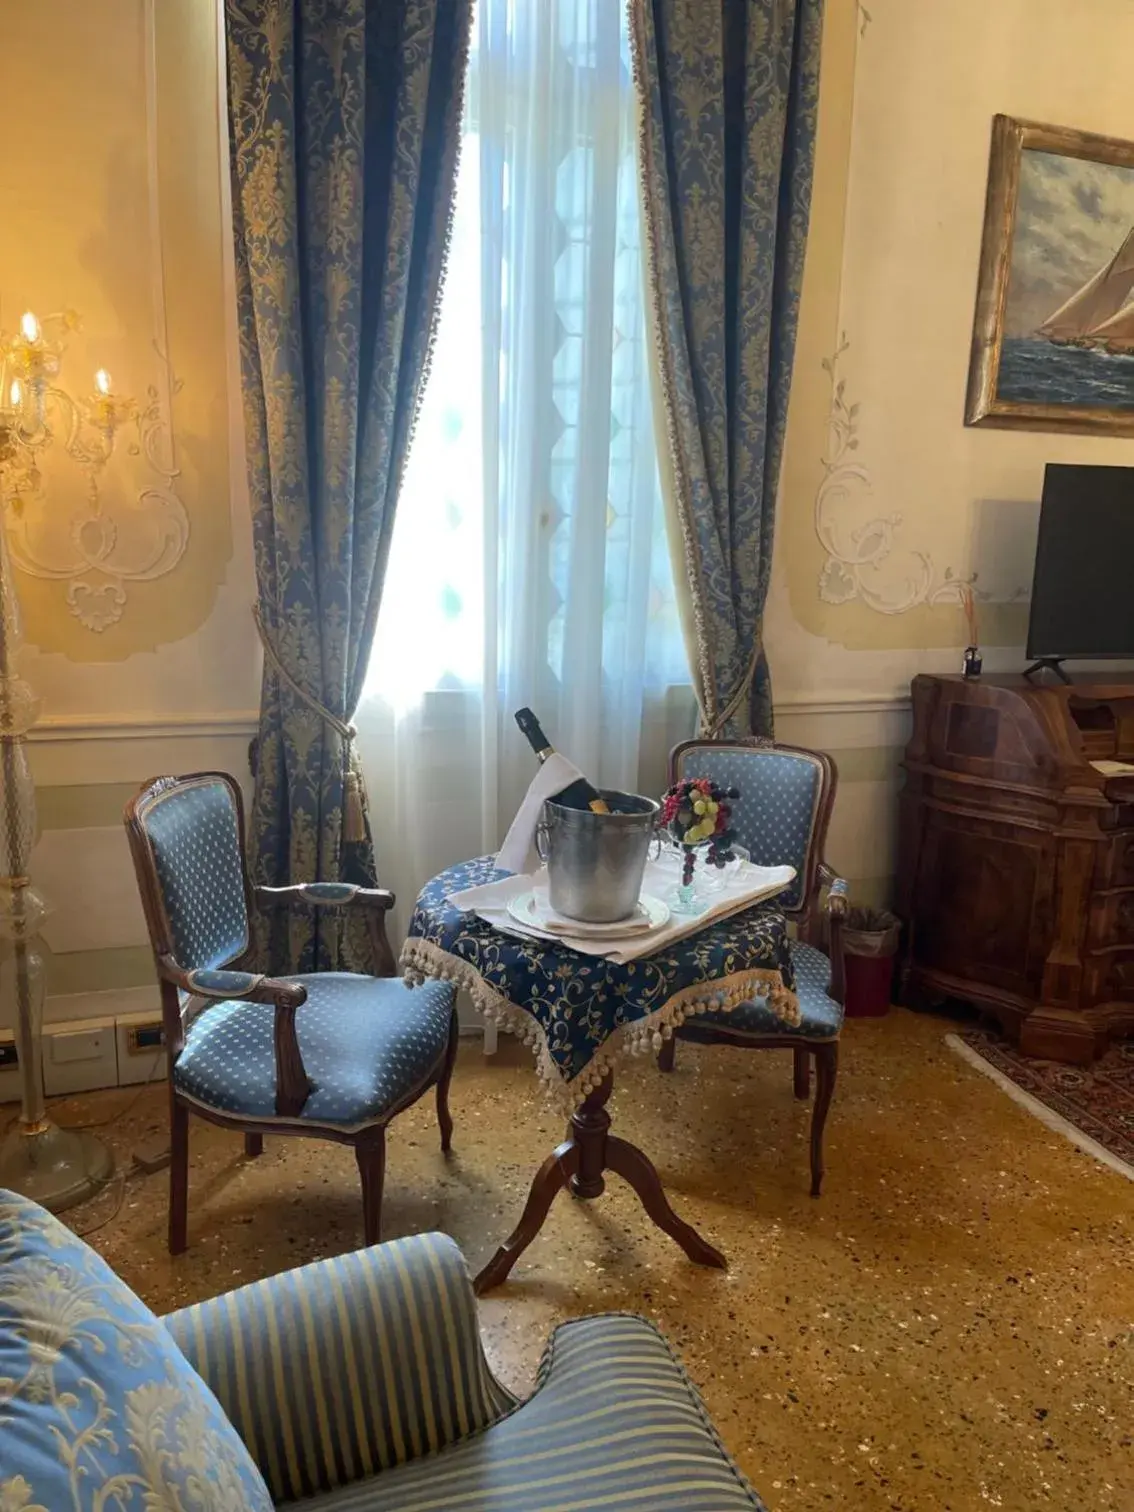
[654, 836, 750, 913]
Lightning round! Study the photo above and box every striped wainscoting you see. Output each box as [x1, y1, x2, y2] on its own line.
[776, 694, 911, 913]
[11, 713, 258, 1030]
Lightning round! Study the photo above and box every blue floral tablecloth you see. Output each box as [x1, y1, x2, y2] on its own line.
[402, 857, 798, 1106]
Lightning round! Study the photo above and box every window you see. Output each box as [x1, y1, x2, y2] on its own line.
[359, 0, 691, 911]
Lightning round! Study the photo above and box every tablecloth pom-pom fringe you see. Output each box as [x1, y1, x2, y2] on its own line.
[398, 940, 800, 1108]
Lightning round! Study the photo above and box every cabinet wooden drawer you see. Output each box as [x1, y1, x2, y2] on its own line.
[910, 812, 1049, 995]
[1088, 890, 1134, 948]
[1082, 948, 1134, 1005]
[1094, 832, 1134, 889]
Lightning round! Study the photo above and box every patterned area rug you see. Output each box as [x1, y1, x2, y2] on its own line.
[948, 1030, 1134, 1180]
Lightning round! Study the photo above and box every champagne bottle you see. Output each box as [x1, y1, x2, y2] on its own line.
[514, 708, 611, 814]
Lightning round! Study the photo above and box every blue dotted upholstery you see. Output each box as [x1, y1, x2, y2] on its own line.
[674, 745, 823, 912]
[174, 974, 455, 1127]
[142, 778, 249, 972]
[684, 941, 843, 1041]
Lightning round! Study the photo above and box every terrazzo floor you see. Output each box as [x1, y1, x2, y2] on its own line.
[36, 1008, 1134, 1512]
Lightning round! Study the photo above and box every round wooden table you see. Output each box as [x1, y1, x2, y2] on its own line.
[402, 857, 798, 1292]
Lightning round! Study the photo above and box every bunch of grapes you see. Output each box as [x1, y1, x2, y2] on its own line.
[660, 778, 740, 885]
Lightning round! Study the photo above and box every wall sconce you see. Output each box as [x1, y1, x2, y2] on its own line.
[0, 307, 188, 632]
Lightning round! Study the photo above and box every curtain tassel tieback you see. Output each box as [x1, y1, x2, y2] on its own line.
[702, 632, 765, 738]
[253, 605, 368, 845]
[341, 753, 367, 844]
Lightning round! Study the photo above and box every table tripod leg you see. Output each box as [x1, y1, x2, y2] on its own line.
[605, 1135, 727, 1270]
[474, 1139, 579, 1294]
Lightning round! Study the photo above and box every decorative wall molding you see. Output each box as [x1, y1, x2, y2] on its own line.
[28, 710, 259, 743]
[775, 691, 911, 715]
[815, 336, 1026, 617]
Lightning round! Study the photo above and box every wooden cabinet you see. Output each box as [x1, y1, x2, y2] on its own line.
[898, 672, 1134, 1063]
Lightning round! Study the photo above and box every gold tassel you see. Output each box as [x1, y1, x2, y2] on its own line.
[343, 750, 367, 844]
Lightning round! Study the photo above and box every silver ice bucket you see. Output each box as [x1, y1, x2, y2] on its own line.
[538, 790, 660, 923]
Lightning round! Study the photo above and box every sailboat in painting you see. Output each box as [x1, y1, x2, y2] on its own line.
[1039, 226, 1134, 353]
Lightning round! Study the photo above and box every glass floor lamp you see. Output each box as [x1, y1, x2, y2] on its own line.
[0, 309, 124, 1210]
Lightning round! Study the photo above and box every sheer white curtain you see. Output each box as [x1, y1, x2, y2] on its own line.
[356, 0, 692, 940]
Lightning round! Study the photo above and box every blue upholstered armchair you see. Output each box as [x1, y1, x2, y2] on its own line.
[124, 772, 458, 1254]
[660, 738, 848, 1195]
[1, 1190, 770, 1510]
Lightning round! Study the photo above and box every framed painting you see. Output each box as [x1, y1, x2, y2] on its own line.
[966, 115, 1134, 435]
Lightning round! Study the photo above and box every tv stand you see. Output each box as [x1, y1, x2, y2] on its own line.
[1023, 657, 1071, 683]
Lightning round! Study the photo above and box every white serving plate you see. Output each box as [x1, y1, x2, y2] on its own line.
[506, 889, 671, 938]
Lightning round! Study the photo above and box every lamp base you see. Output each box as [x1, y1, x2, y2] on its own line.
[0, 1120, 115, 1213]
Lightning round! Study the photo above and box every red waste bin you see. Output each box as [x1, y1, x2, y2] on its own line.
[841, 908, 900, 1018]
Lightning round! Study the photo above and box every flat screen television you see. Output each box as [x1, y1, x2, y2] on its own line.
[1025, 462, 1134, 674]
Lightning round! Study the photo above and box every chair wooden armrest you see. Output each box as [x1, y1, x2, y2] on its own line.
[255, 884, 398, 977]
[158, 957, 313, 1116]
[816, 866, 849, 1004]
[256, 882, 396, 911]
[817, 864, 849, 919]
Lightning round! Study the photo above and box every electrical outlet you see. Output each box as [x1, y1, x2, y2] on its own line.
[0, 1030, 21, 1105]
[42, 1018, 118, 1096]
[115, 1012, 167, 1086]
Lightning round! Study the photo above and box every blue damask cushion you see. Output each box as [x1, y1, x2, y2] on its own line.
[674, 746, 822, 912]
[0, 1190, 273, 1512]
[142, 776, 250, 973]
[691, 941, 843, 1039]
[175, 973, 455, 1126]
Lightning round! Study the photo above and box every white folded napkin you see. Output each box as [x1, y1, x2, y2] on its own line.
[448, 859, 796, 964]
[495, 753, 586, 875]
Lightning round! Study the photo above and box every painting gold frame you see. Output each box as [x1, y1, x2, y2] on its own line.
[966, 114, 1134, 436]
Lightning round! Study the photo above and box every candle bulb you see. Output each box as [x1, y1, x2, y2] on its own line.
[20, 311, 39, 344]
[94, 369, 111, 396]
[9, 379, 21, 409]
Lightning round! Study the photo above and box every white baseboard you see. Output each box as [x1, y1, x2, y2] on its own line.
[42, 985, 160, 1027]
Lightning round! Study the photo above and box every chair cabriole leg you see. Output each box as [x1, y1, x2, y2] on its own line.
[437, 1007, 459, 1152]
[169, 1097, 189, 1255]
[810, 1041, 839, 1197]
[793, 1045, 810, 1099]
[356, 1128, 387, 1245]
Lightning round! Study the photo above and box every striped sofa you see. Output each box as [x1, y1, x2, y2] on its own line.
[1, 1190, 767, 1510]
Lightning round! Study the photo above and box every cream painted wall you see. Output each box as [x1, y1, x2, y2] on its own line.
[0, 1, 259, 1019]
[769, 0, 1134, 899]
[772, 0, 1134, 698]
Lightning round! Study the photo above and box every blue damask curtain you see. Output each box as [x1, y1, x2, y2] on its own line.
[630, 0, 823, 737]
[226, 0, 471, 970]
